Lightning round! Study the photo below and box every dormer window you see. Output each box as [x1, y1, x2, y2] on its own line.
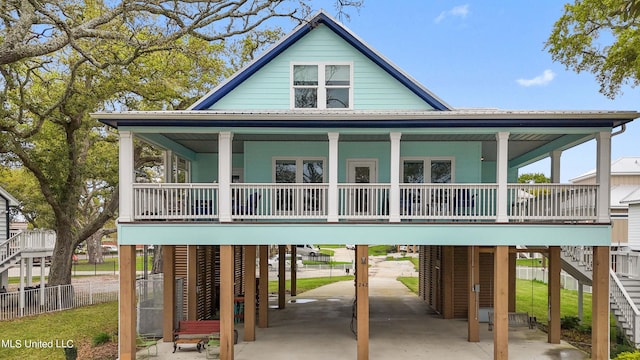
[292, 63, 352, 109]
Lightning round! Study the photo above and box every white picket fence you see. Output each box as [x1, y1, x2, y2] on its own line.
[516, 266, 592, 293]
[0, 280, 119, 321]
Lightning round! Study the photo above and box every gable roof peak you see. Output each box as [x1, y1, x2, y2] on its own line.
[189, 8, 451, 111]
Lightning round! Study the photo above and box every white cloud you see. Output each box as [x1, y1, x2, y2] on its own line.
[434, 4, 470, 24]
[516, 69, 556, 87]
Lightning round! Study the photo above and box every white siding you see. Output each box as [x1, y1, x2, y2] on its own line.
[0, 197, 7, 240]
[629, 204, 640, 250]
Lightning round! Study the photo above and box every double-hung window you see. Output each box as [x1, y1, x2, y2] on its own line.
[292, 63, 352, 109]
[274, 158, 325, 215]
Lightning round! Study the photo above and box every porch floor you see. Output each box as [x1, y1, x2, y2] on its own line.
[143, 262, 587, 360]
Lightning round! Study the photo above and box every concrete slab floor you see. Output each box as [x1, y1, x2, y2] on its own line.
[141, 287, 588, 359]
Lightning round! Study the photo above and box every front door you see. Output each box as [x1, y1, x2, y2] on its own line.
[347, 160, 377, 215]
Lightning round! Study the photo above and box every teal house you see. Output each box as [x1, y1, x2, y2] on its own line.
[94, 11, 639, 360]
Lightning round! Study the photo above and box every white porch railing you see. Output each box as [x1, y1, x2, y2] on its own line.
[612, 251, 640, 279]
[507, 184, 597, 221]
[610, 269, 640, 345]
[131, 183, 599, 222]
[0, 230, 56, 269]
[560, 245, 594, 271]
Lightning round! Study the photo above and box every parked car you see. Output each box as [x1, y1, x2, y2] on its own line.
[268, 254, 303, 268]
[346, 244, 355, 250]
[295, 244, 320, 256]
[101, 244, 118, 254]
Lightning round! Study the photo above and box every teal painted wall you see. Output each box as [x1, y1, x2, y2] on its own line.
[192, 154, 217, 182]
[244, 141, 329, 182]
[339, 142, 390, 182]
[401, 142, 481, 182]
[209, 24, 433, 111]
[118, 222, 611, 247]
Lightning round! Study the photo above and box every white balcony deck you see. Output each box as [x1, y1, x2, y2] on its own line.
[131, 183, 599, 223]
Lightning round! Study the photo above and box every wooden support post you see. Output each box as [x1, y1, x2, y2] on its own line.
[356, 245, 369, 360]
[220, 245, 234, 360]
[493, 246, 508, 360]
[548, 246, 561, 344]
[163, 245, 176, 342]
[187, 245, 197, 320]
[508, 249, 516, 313]
[291, 246, 297, 297]
[245, 246, 256, 341]
[442, 246, 454, 319]
[278, 245, 286, 309]
[119, 245, 137, 360]
[468, 246, 480, 342]
[592, 246, 609, 360]
[258, 245, 268, 328]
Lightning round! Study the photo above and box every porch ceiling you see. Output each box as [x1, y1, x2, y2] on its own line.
[159, 132, 567, 161]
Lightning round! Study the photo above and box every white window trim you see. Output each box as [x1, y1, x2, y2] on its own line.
[272, 157, 326, 183]
[290, 61, 353, 110]
[346, 158, 378, 183]
[400, 157, 456, 183]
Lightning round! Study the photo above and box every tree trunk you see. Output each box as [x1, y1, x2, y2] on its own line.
[87, 231, 104, 264]
[48, 226, 75, 286]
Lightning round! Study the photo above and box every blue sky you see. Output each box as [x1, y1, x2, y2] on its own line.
[284, 1, 640, 182]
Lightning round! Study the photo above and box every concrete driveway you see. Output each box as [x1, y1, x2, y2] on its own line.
[143, 254, 587, 360]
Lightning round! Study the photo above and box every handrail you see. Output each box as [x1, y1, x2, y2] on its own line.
[610, 269, 640, 345]
[0, 230, 56, 268]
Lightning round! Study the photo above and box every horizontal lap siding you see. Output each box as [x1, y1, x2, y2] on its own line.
[209, 25, 432, 111]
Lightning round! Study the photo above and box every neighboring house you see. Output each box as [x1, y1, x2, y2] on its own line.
[94, 11, 639, 360]
[622, 188, 640, 250]
[571, 157, 640, 249]
[0, 186, 19, 241]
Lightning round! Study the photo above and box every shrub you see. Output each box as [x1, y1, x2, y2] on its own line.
[92, 332, 111, 346]
[613, 350, 640, 359]
[560, 316, 581, 330]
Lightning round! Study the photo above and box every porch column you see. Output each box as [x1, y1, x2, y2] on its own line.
[26, 258, 32, 286]
[118, 245, 137, 360]
[389, 132, 402, 223]
[220, 245, 235, 360]
[278, 245, 286, 309]
[508, 249, 516, 312]
[356, 245, 369, 360]
[163, 150, 174, 182]
[290, 246, 297, 297]
[578, 283, 584, 320]
[495, 132, 509, 223]
[468, 246, 480, 342]
[258, 245, 269, 328]
[219, 131, 234, 222]
[187, 245, 197, 320]
[328, 132, 339, 222]
[550, 150, 561, 183]
[493, 245, 509, 360]
[18, 258, 24, 316]
[442, 246, 454, 319]
[163, 245, 176, 341]
[39, 258, 45, 309]
[548, 246, 561, 344]
[592, 246, 610, 360]
[596, 132, 611, 223]
[245, 246, 256, 341]
[119, 130, 134, 222]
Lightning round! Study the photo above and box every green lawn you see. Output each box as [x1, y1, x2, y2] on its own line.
[368, 245, 395, 256]
[317, 244, 343, 249]
[268, 276, 353, 293]
[396, 277, 593, 326]
[0, 301, 118, 360]
[516, 258, 545, 267]
[71, 255, 153, 272]
[515, 279, 592, 326]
